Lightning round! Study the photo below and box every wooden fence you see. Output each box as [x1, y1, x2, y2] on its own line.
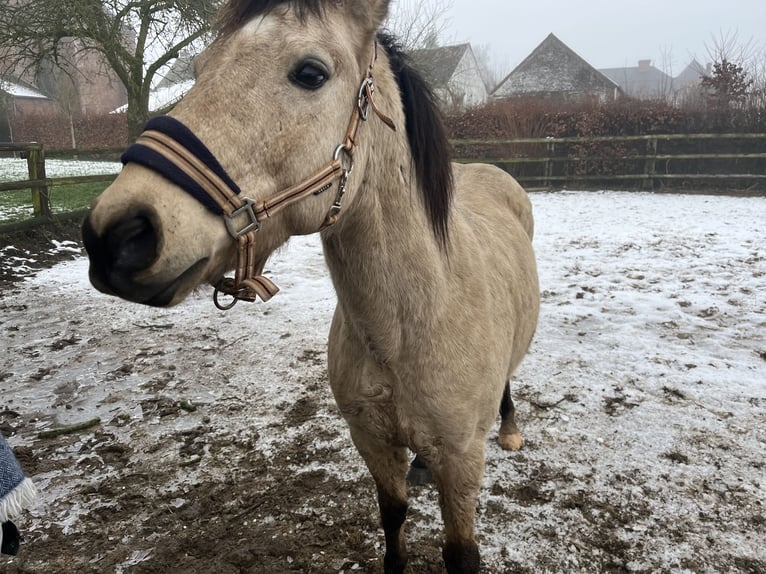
[452, 133, 766, 192]
[2, 134, 765, 226]
[0, 143, 118, 222]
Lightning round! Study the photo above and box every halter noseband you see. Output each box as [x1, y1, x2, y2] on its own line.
[121, 45, 395, 310]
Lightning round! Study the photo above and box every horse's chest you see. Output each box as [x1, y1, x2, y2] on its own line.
[329, 353, 411, 444]
[338, 394, 407, 446]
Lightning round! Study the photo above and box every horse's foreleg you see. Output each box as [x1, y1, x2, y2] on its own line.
[498, 380, 523, 451]
[377, 476, 409, 574]
[431, 443, 484, 574]
[352, 433, 410, 574]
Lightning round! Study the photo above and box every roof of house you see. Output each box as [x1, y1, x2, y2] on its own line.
[409, 43, 473, 89]
[599, 60, 673, 98]
[119, 51, 197, 114]
[493, 33, 619, 98]
[675, 59, 708, 83]
[112, 79, 195, 114]
[0, 78, 49, 99]
[156, 52, 195, 90]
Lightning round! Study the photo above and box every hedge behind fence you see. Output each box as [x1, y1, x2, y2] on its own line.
[446, 98, 766, 141]
[9, 97, 766, 152]
[11, 113, 129, 150]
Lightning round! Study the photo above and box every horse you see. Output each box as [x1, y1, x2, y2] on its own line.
[81, 1, 540, 572]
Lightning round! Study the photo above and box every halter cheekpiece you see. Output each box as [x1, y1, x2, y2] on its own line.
[121, 44, 395, 310]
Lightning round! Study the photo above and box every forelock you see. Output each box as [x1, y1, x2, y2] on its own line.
[216, 0, 336, 37]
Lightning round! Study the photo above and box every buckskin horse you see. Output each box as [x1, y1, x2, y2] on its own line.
[81, 1, 540, 572]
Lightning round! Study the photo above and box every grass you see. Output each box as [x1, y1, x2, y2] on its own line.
[50, 180, 115, 213]
[0, 180, 114, 224]
[0, 157, 120, 224]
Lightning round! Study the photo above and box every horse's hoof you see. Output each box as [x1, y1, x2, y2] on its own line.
[497, 432, 523, 451]
[406, 464, 433, 486]
[1, 521, 21, 556]
[384, 552, 408, 574]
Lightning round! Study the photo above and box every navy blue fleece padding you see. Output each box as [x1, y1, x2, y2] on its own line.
[121, 115, 241, 216]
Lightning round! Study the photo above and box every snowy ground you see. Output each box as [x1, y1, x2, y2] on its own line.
[0, 191, 764, 573]
[0, 158, 122, 221]
[0, 158, 121, 183]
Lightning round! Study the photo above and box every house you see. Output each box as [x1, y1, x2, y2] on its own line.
[600, 60, 674, 100]
[0, 78, 58, 141]
[600, 58, 712, 103]
[63, 39, 128, 115]
[493, 33, 621, 103]
[156, 51, 195, 92]
[409, 43, 488, 110]
[2, 38, 127, 118]
[1, 78, 56, 114]
[144, 43, 493, 115]
[151, 51, 196, 112]
[674, 59, 709, 88]
[672, 59, 710, 102]
[1, 46, 127, 146]
[111, 52, 196, 114]
[2, 43, 129, 147]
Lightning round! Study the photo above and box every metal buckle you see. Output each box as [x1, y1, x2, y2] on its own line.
[357, 76, 373, 121]
[224, 197, 260, 238]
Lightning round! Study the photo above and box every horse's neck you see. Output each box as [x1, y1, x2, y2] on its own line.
[321, 129, 446, 361]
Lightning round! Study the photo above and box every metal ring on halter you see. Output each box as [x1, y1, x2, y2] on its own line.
[333, 144, 354, 174]
[213, 286, 239, 310]
[357, 77, 373, 121]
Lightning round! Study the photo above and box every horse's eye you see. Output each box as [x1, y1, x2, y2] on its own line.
[290, 60, 329, 90]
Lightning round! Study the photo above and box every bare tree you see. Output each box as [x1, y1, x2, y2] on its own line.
[656, 44, 675, 101]
[749, 45, 766, 110]
[472, 43, 509, 93]
[0, 0, 218, 139]
[386, 0, 454, 50]
[0, 90, 12, 142]
[705, 30, 757, 71]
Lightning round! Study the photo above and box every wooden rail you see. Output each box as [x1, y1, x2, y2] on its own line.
[452, 133, 766, 191]
[0, 143, 118, 221]
[0, 143, 51, 218]
[2, 134, 764, 225]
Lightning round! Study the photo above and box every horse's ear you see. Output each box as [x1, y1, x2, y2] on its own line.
[347, 0, 392, 34]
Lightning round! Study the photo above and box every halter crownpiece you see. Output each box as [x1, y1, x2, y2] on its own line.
[121, 43, 395, 310]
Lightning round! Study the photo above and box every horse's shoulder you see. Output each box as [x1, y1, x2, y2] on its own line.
[451, 162, 534, 240]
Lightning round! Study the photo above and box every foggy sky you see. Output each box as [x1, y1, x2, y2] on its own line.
[443, 0, 765, 76]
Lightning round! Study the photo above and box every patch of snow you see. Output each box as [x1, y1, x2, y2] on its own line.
[111, 80, 195, 114]
[2, 191, 765, 571]
[50, 240, 82, 255]
[0, 158, 121, 183]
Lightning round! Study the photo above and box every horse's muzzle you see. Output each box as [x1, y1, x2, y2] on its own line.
[81, 211, 207, 307]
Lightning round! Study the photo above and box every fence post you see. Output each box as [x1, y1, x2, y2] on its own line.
[27, 145, 51, 219]
[544, 139, 555, 190]
[643, 137, 657, 191]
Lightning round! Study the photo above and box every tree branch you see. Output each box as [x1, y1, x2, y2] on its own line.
[0, 0, 217, 138]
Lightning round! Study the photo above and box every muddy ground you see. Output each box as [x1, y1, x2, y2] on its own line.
[1, 193, 765, 573]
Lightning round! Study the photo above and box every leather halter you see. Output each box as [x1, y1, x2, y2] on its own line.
[122, 44, 395, 310]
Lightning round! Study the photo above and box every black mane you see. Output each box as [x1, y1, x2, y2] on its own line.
[377, 32, 453, 246]
[216, 2, 454, 246]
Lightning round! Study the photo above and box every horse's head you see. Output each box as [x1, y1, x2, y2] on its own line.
[82, 0, 394, 307]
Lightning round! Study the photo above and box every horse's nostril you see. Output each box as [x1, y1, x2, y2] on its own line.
[105, 215, 158, 273]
